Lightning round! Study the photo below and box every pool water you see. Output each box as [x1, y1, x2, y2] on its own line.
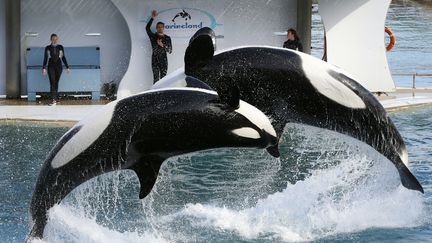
[0, 122, 68, 242]
[0, 105, 431, 242]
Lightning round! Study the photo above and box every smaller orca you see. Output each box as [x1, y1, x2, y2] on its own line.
[28, 87, 278, 241]
[153, 27, 423, 193]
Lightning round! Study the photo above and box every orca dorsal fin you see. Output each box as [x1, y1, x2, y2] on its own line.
[218, 83, 240, 110]
[185, 27, 216, 75]
[128, 155, 165, 199]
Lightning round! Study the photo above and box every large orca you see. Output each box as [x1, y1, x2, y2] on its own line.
[153, 27, 423, 193]
[28, 87, 278, 240]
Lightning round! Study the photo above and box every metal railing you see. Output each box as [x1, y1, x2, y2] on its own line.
[392, 73, 432, 97]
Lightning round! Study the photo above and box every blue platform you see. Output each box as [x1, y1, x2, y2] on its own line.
[26, 47, 101, 101]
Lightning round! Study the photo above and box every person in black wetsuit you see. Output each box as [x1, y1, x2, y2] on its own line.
[146, 10, 172, 83]
[42, 33, 70, 105]
[283, 28, 303, 52]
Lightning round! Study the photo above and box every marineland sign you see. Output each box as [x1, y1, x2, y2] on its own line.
[142, 7, 223, 38]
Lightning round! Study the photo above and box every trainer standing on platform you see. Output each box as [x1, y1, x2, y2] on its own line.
[283, 28, 303, 52]
[42, 33, 70, 105]
[146, 10, 172, 83]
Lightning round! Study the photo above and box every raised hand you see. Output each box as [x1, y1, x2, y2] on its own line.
[151, 10, 158, 19]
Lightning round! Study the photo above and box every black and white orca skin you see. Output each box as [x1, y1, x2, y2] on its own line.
[28, 87, 278, 240]
[153, 27, 423, 193]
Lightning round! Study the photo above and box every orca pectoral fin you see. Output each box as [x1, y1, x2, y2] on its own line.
[266, 145, 280, 158]
[396, 158, 424, 193]
[185, 27, 216, 74]
[129, 155, 165, 199]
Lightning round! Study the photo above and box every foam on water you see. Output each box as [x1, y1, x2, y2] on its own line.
[36, 124, 427, 243]
[180, 155, 425, 242]
[42, 205, 168, 243]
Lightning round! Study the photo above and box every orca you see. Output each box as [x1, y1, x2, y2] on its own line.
[152, 27, 424, 193]
[28, 87, 278, 240]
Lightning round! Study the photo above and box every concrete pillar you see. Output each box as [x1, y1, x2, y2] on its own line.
[5, 0, 21, 98]
[297, 0, 312, 54]
[0, 0, 6, 95]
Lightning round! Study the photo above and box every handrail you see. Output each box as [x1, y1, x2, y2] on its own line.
[392, 73, 432, 97]
[415, 73, 432, 77]
[393, 73, 432, 77]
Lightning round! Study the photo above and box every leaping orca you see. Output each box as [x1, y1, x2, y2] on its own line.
[28, 87, 278, 240]
[153, 27, 424, 193]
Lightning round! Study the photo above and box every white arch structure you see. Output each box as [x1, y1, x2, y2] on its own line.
[319, 0, 395, 92]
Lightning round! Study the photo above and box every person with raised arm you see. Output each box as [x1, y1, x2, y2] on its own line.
[146, 10, 172, 83]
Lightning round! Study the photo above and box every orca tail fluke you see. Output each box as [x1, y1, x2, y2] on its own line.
[397, 160, 424, 193]
[26, 222, 44, 243]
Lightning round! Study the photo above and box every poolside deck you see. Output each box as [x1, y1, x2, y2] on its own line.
[0, 91, 431, 124]
[379, 89, 432, 111]
[0, 98, 108, 124]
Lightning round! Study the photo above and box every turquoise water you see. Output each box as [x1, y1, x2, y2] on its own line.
[0, 122, 68, 242]
[0, 105, 431, 242]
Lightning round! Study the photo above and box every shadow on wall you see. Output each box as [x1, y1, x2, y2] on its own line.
[21, 0, 131, 95]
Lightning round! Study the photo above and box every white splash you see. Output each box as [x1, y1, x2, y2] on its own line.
[42, 204, 169, 243]
[179, 153, 425, 242]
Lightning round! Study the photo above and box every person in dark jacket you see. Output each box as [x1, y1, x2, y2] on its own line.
[146, 10, 172, 83]
[283, 28, 303, 52]
[42, 33, 70, 105]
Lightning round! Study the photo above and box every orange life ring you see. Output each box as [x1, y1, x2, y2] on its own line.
[385, 26, 396, 51]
